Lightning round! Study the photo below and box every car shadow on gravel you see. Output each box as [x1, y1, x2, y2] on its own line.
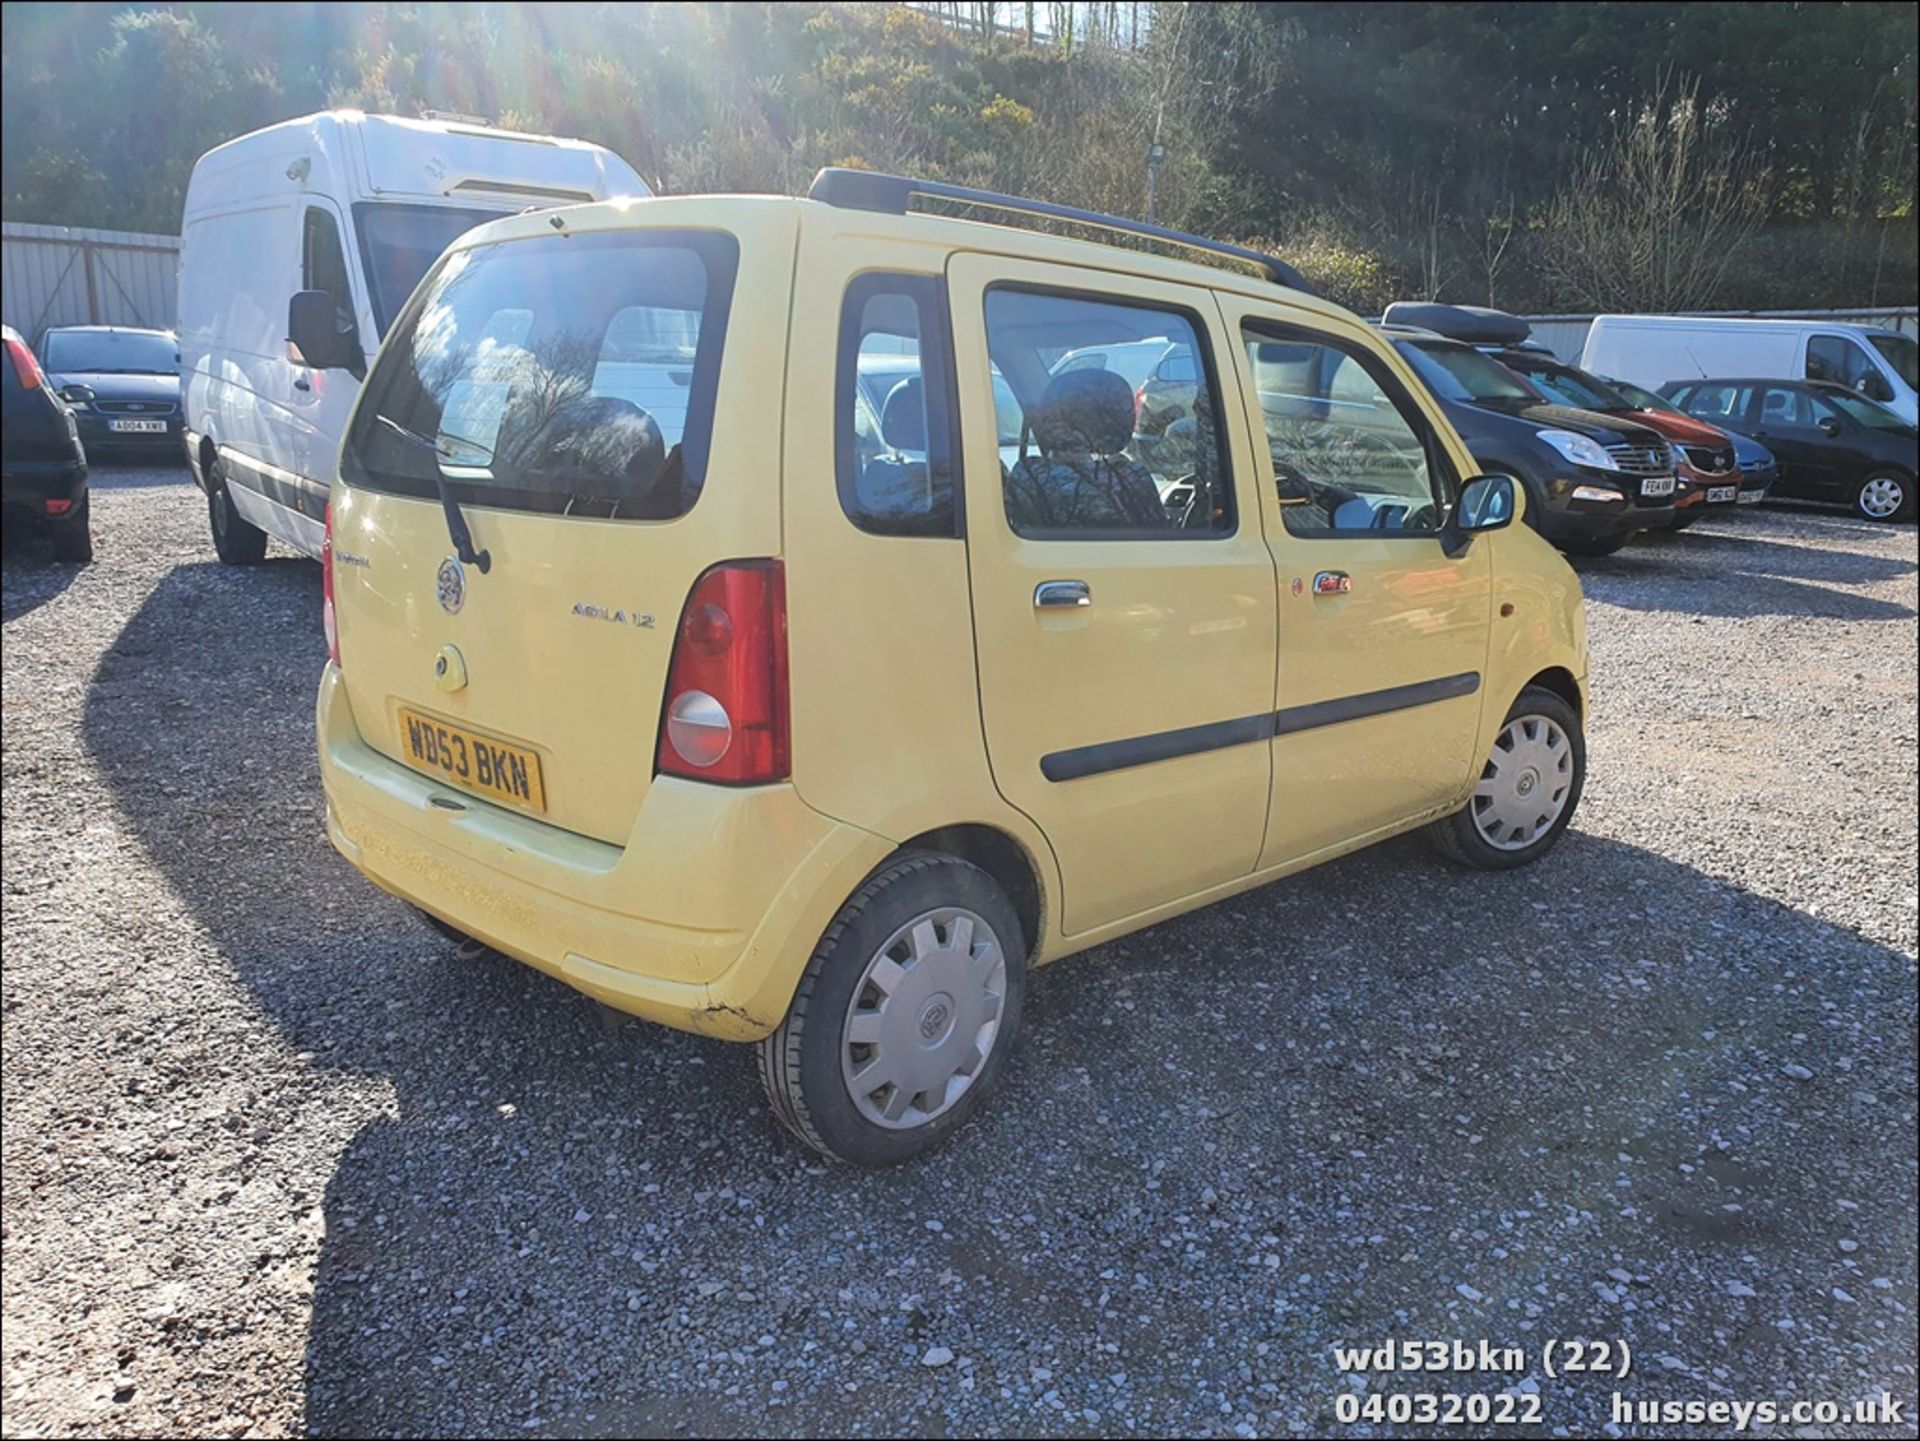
[81, 564, 1919, 1438]
[1, 549, 81, 621]
[1578, 526, 1916, 621]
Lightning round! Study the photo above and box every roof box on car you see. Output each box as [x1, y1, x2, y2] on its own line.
[1381, 302, 1532, 346]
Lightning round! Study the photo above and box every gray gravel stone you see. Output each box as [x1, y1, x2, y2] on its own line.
[2, 473, 1915, 1437]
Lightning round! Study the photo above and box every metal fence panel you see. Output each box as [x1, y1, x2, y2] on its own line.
[2, 222, 181, 341]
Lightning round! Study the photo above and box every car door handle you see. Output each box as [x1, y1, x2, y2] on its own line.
[1034, 579, 1092, 608]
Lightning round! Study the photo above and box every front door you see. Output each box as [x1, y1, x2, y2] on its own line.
[948, 256, 1277, 937]
[1219, 300, 1493, 865]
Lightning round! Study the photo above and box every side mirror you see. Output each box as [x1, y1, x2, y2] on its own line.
[1456, 473, 1517, 532]
[58, 383, 96, 406]
[1858, 374, 1893, 403]
[287, 290, 360, 373]
[1817, 416, 1843, 437]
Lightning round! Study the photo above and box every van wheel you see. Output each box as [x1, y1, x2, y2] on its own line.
[1853, 472, 1915, 523]
[1429, 685, 1586, 870]
[1559, 530, 1632, 558]
[757, 852, 1025, 1166]
[207, 459, 268, 565]
[50, 498, 93, 565]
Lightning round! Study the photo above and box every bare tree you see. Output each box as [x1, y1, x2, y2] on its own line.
[1540, 71, 1767, 312]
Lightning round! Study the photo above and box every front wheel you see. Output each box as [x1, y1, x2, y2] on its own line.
[1428, 685, 1586, 870]
[758, 852, 1026, 1166]
[1853, 471, 1915, 523]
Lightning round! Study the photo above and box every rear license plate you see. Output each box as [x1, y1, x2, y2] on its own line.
[1640, 476, 1676, 498]
[396, 707, 547, 814]
[109, 418, 167, 433]
[1707, 485, 1738, 503]
[1736, 489, 1765, 504]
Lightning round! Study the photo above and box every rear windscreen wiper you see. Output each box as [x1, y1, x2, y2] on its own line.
[371, 413, 493, 574]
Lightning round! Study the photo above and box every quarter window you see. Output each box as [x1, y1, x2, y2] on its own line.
[984, 288, 1232, 537]
[1244, 327, 1449, 536]
[835, 274, 958, 538]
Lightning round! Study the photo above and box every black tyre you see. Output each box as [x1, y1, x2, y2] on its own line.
[758, 851, 1026, 1166]
[1852, 471, 1915, 523]
[1429, 684, 1586, 871]
[207, 457, 268, 565]
[1559, 529, 1632, 558]
[50, 498, 93, 565]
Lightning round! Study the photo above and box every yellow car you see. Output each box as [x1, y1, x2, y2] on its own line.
[313, 171, 1589, 1165]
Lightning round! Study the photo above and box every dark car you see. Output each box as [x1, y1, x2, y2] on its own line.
[1662, 378, 1918, 523]
[1384, 329, 1679, 556]
[1605, 376, 1777, 503]
[38, 325, 182, 458]
[1485, 348, 1756, 522]
[2, 324, 91, 562]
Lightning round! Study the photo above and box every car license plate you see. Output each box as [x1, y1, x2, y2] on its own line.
[1737, 489, 1765, 504]
[109, 418, 167, 433]
[396, 707, 547, 814]
[1707, 485, 1738, 503]
[1640, 476, 1676, 498]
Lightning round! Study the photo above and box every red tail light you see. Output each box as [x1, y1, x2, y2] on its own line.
[656, 560, 789, 784]
[322, 502, 340, 665]
[5, 336, 44, 391]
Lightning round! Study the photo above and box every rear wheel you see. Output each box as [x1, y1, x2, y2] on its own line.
[1429, 685, 1586, 870]
[758, 851, 1025, 1166]
[50, 497, 92, 565]
[1853, 471, 1915, 523]
[207, 456, 268, 565]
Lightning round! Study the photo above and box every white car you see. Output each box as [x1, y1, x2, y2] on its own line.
[178, 110, 648, 562]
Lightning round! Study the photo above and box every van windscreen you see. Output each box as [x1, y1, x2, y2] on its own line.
[342, 229, 737, 521]
[353, 203, 512, 334]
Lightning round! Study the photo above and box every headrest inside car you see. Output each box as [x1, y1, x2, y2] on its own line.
[1030, 368, 1135, 456]
[880, 377, 927, 452]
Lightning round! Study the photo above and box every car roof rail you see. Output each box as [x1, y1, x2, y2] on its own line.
[807, 168, 1314, 297]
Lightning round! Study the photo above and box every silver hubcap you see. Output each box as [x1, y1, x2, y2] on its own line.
[1471, 714, 1575, 852]
[1859, 477, 1905, 519]
[841, 907, 1007, 1130]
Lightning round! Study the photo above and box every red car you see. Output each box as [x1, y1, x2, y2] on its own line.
[1488, 346, 1746, 526]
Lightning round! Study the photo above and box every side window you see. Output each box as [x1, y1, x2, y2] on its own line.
[1758, 386, 1808, 427]
[835, 273, 957, 538]
[302, 208, 360, 345]
[1806, 335, 1874, 389]
[986, 288, 1232, 537]
[1682, 383, 1743, 420]
[1244, 327, 1449, 536]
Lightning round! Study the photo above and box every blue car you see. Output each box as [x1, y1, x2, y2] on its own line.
[1602, 375, 1775, 504]
[39, 326, 182, 459]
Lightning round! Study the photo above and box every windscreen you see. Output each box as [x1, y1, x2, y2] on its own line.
[1868, 333, 1918, 390]
[1823, 390, 1914, 432]
[352, 203, 513, 333]
[1505, 359, 1629, 412]
[343, 228, 738, 521]
[42, 330, 177, 374]
[1398, 341, 1539, 404]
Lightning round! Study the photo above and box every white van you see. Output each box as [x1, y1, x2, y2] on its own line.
[179, 110, 648, 561]
[1581, 314, 1918, 427]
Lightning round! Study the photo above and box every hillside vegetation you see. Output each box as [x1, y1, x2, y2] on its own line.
[2, 1, 1914, 313]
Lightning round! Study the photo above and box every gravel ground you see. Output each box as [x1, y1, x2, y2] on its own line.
[3, 467, 1915, 1439]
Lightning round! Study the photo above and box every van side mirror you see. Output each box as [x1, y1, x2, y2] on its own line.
[1858, 373, 1893, 403]
[287, 290, 361, 373]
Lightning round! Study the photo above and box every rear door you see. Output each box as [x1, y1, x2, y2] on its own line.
[329, 210, 792, 845]
[947, 255, 1276, 937]
[1221, 299, 1492, 865]
[1749, 384, 1843, 496]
